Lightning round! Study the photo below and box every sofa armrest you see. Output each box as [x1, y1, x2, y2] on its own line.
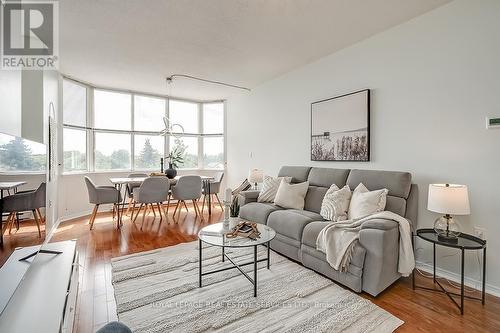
[360, 218, 398, 231]
[238, 190, 260, 205]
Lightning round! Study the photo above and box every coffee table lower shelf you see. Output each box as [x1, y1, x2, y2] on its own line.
[198, 239, 271, 297]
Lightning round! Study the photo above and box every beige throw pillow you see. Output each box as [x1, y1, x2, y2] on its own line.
[274, 179, 309, 210]
[257, 175, 292, 203]
[348, 183, 388, 219]
[320, 184, 352, 221]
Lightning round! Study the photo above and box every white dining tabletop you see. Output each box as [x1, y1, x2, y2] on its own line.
[109, 175, 213, 185]
[0, 181, 27, 191]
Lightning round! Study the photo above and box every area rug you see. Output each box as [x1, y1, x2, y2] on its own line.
[111, 241, 403, 333]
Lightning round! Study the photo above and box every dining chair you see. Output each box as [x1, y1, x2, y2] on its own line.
[84, 177, 121, 230]
[171, 175, 202, 219]
[201, 172, 224, 214]
[2, 183, 46, 238]
[131, 177, 170, 229]
[125, 173, 148, 216]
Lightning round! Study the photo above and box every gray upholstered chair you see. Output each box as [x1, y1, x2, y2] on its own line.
[171, 175, 202, 219]
[2, 182, 46, 237]
[125, 173, 148, 216]
[201, 171, 224, 213]
[131, 177, 170, 229]
[84, 176, 121, 230]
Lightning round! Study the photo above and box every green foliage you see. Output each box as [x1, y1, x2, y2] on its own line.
[0, 136, 45, 171]
[136, 138, 161, 169]
[95, 149, 130, 170]
[230, 198, 240, 217]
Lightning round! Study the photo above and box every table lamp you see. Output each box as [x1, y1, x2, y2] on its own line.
[248, 169, 264, 190]
[428, 183, 470, 243]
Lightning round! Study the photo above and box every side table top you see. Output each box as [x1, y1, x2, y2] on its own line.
[417, 228, 486, 250]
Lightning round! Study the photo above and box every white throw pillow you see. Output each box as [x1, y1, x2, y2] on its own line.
[257, 175, 292, 203]
[348, 183, 388, 219]
[320, 184, 352, 221]
[274, 179, 309, 210]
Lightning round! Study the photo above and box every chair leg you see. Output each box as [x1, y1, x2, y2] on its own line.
[183, 201, 189, 212]
[32, 210, 42, 238]
[157, 203, 163, 222]
[161, 204, 169, 224]
[129, 202, 137, 221]
[150, 204, 156, 218]
[166, 194, 171, 215]
[125, 198, 133, 216]
[172, 200, 180, 217]
[191, 200, 199, 216]
[112, 204, 116, 220]
[141, 205, 148, 230]
[133, 204, 143, 223]
[36, 208, 44, 224]
[215, 194, 223, 210]
[201, 194, 206, 215]
[5, 212, 15, 235]
[89, 204, 99, 230]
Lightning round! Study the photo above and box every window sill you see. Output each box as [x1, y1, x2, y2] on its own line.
[0, 171, 46, 176]
[62, 168, 225, 176]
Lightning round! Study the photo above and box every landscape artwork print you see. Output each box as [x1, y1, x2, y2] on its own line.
[311, 89, 370, 161]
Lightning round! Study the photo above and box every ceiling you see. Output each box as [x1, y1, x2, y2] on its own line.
[59, 0, 451, 101]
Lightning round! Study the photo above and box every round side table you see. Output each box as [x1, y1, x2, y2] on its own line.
[413, 228, 486, 315]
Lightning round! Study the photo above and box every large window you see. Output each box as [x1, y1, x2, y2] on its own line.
[0, 133, 46, 172]
[62, 78, 225, 173]
[94, 90, 131, 130]
[94, 132, 131, 170]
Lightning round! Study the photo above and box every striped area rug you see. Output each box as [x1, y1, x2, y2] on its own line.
[111, 241, 403, 333]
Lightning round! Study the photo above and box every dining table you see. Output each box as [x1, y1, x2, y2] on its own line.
[108, 175, 215, 228]
[0, 181, 28, 246]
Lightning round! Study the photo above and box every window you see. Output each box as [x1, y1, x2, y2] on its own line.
[61, 79, 225, 173]
[94, 132, 131, 171]
[134, 95, 165, 132]
[63, 128, 87, 172]
[134, 134, 164, 170]
[63, 80, 87, 127]
[203, 103, 224, 134]
[169, 100, 198, 134]
[0, 133, 46, 172]
[170, 136, 198, 169]
[94, 90, 131, 130]
[203, 136, 224, 169]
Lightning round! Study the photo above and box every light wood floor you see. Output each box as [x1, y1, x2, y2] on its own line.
[1, 204, 499, 333]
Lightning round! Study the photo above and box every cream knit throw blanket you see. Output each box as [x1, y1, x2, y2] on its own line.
[316, 211, 415, 276]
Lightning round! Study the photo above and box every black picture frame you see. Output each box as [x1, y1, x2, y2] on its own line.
[310, 89, 370, 162]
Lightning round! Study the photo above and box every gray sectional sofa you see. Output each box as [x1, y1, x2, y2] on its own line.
[238, 166, 418, 296]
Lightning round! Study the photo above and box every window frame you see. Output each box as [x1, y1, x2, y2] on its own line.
[61, 77, 226, 174]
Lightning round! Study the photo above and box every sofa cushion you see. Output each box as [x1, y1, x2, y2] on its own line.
[348, 183, 388, 219]
[274, 180, 309, 210]
[267, 210, 322, 241]
[302, 221, 330, 248]
[278, 166, 311, 183]
[304, 186, 328, 213]
[257, 176, 292, 203]
[239, 202, 283, 224]
[307, 167, 350, 188]
[385, 196, 407, 217]
[347, 169, 411, 199]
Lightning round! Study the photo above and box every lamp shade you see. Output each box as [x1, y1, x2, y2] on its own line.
[427, 184, 470, 215]
[248, 169, 264, 184]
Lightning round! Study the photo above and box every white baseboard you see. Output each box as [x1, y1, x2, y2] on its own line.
[416, 261, 500, 297]
[59, 205, 114, 223]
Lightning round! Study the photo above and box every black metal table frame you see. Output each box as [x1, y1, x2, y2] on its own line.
[412, 230, 486, 315]
[198, 238, 271, 297]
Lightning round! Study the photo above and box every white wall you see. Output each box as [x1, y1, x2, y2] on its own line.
[226, 0, 500, 293]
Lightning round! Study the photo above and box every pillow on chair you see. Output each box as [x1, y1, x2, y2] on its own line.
[274, 179, 309, 210]
[348, 183, 388, 219]
[320, 184, 352, 221]
[257, 175, 292, 203]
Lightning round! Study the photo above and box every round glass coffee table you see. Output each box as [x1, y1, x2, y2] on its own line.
[198, 220, 276, 297]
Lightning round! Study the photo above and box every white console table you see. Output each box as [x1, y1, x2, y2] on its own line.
[0, 240, 79, 333]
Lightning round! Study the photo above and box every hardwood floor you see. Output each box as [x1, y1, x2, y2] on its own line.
[1, 205, 499, 332]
